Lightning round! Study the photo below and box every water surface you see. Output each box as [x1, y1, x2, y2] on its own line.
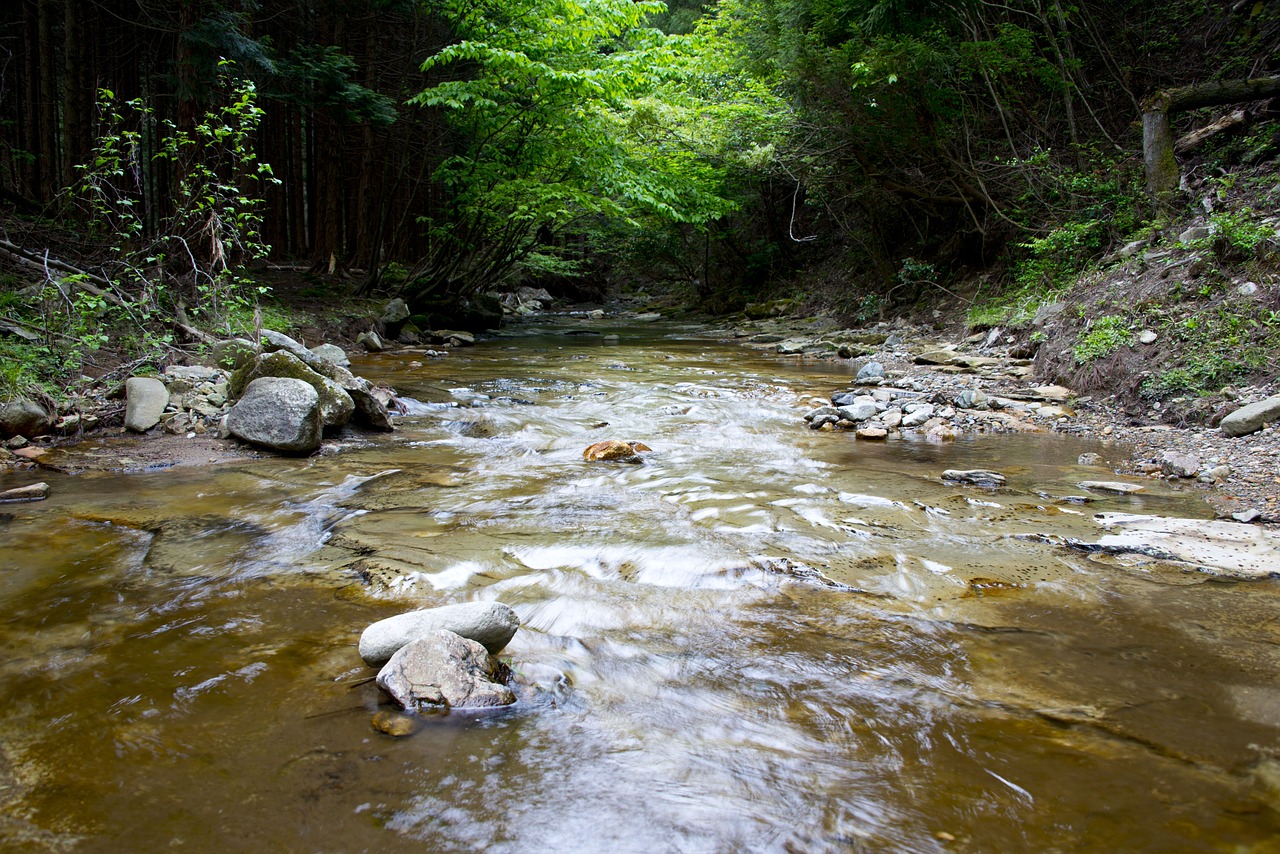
[2, 319, 1277, 852]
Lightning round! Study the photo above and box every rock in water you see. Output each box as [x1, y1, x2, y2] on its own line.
[583, 440, 651, 461]
[1078, 480, 1144, 494]
[359, 601, 520, 666]
[370, 710, 422, 737]
[0, 482, 48, 502]
[1081, 513, 1280, 579]
[942, 469, 1006, 487]
[225, 377, 322, 453]
[1220, 396, 1280, 437]
[376, 630, 515, 710]
[124, 377, 169, 432]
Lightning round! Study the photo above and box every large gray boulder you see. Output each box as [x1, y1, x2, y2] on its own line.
[359, 601, 520, 667]
[230, 351, 354, 428]
[308, 343, 350, 368]
[1220, 396, 1280, 437]
[0, 399, 55, 438]
[376, 630, 515, 710]
[226, 377, 322, 453]
[124, 377, 169, 432]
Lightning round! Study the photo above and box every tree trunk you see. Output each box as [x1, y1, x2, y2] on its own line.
[1142, 76, 1280, 207]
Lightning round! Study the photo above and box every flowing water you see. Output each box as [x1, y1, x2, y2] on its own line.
[2, 318, 1279, 852]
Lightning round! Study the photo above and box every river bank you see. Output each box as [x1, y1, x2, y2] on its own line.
[716, 311, 1280, 524]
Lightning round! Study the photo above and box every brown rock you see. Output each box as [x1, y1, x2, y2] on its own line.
[583, 440, 651, 461]
[12, 446, 47, 460]
[371, 710, 423, 737]
[856, 427, 888, 440]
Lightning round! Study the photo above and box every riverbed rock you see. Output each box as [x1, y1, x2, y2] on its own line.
[1220, 396, 1280, 437]
[0, 399, 55, 439]
[381, 298, 410, 328]
[1078, 513, 1280, 579]
[805, 407, 841, 429]
[436, 330, 475, 347]
[836, 400, 879, 422]
[0, 482, 48, 502]
[230, 351, 354, 429]
[370, 710, 422, 737]
[1078, 480, 1145, 494]
[1159, 450, 1201, 479]
[901, 403, 935, 428]
[376, 630, 515, 711]
[913, 349, 955, 365]
[225, 377, 323, 454]
[583, 440, 652, 462]
[856, 427, 888, 440]
[855, 361, 886, 384]
[359, 601, 520, 666]
[349, 386, 395, 432]
[124, 377, 170, 432]
[775, 339, 812, 355]
[942, 469, 1006, 487]
[955, 389, 989, 410]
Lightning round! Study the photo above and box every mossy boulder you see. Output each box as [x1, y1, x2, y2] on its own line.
[230, 351, 354, 428]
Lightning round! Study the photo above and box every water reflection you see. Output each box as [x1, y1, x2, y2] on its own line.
[0, 319, 1277, 851]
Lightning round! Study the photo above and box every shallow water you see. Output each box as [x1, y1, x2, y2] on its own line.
[2, 318, 1278, 852]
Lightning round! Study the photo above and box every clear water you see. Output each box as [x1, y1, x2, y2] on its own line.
[1, 318, 1277, 852]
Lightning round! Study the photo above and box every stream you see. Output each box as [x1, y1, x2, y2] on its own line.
[2, 317, 1279, 852]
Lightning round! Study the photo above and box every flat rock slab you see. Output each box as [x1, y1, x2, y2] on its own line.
[359, 600, 520, 666]
[1078, 480, 1144, 494]
[0, 482, 48, 502]
[1220, 396, 1280, 437]
[1076, 513, 1280, 579]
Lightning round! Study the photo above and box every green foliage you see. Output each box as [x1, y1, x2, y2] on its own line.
[71, 64, 277, 338]
[1072, 314, 1133, 363]
[403, 0, 783, 304]
[1141, 303, 1280, 397]
[0, 339, 59, 401]
[1209, 207, 1270, 256]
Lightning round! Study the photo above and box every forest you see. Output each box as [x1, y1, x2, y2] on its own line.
[0, 0, 1278, 394]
